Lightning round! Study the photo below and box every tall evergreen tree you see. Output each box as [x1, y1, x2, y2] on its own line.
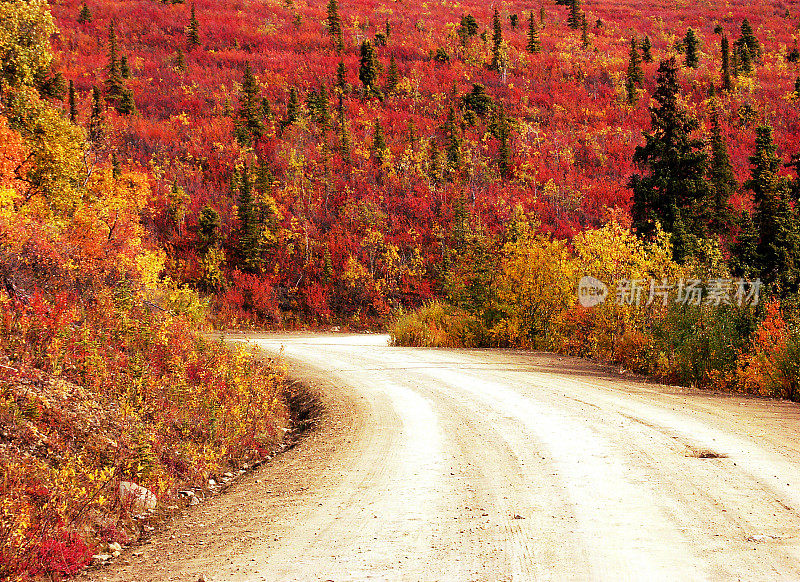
[737, 40, 753, 74]
[707, 105, 736, 236]
[490, 9, 503, 71]
[526, 12, 541, 54]
[745, 125, 800, 294]
[372, 119, 387, 165]
[119, 56, 130, 79]
[581, 14, 589, 49]
[197, 205, 222, 254]
[187, 4, 200, 49]
[104, 22, 135, 114]
[326, 0, 344, 54]
[721, 35, 732, 91]
[739, 19, 761, 61]
[88, 86, 105, 147]
[358, 40, 379, 97]
[111, 152, 120, 179]
[684, 28, 700, 68]
[629, 58, 710, 247]
[335, 60, 347, 93]
[104, 22, 123, 103]
[496, 104, 512, 179]
[68, 80, 77, 123]
[385, 55, 400, 94]
[626, 36, 644, 105]
[568, 0, 581, 30]
[237, 164, 261, 273]
[317, 85, 331, 128]
[235, 63, 264, 145]
[641, 35, 653, 63]
[78, 2, 92, 24]
[117, 86, 135, 114]
[284, 87, 300, 127]
[458, 14, 479, 45]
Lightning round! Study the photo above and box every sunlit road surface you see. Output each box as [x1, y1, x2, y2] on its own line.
[86, 333, 800, 582]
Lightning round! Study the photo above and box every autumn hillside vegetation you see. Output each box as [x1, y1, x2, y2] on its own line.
[0, 2, 288, 579]
[47, 0, 800, 328]
[392, 31, 800, 400]
[391, 214, 800, 400]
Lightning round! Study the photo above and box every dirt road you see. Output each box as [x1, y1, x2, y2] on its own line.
[87, 333, 800, 581]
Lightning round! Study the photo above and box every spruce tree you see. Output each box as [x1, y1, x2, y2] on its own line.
[111, 152, 120, 179]
[739, 19, 761, 61]
[326, 0, 344, 54]
[641, 35, 653, 63]
[358, 40, 379, 97]
[228, 166, 240, 198]
[626, 37, 644, 104]
[540, 6, 546, 28]
[526, 12, 540, 54]
[237, 164, 261, 273]
[198, 205, 222, 254]
[118, 87, 136, 115]
[105, 22, 124, 104]
[458, 14, 479, 45]
[496, 104, 512, 179]
[78, 2, 92, 24]
[737, 40, 752, 74]
[490, 9, 503, 71]
[385, 55, 400, 94]
[104, 22, 135, 114]
[68, 80, 77, 123]
[729, 211, 760, 279]
[509, 14, 518, 29]
[731, 46, 740, 77]
[463, 83, 492, 115]
[568, 0, 581, 30]
[255, 159, 273, 193]
[120, 56, 130, 79]
[746, 125, 800, 294]
[88, 86, 105, 146]
[187, 4, 200, 49]
[707, 106, 736, 236]
[684, 28, 700, 68]
[336, 60, 347, 94]
[581, 14, 589, 49]
[372, 119, 387, 165]
[235, 63, 265, 145]
[285, 87, 300, 127]
[721, 35, 732, 91]
[407, 118, 418, 151]
[629, 58, 710, 245]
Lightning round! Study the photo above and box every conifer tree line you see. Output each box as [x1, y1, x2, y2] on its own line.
[629, 56, 800, 297]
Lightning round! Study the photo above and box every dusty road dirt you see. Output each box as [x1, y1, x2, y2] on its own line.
[84, 333, 800, 581]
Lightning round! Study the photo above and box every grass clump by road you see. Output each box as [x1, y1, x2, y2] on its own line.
[390, 302, 489, 348]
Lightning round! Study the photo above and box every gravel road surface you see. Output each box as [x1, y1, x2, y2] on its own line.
[85, 333, 800, 582]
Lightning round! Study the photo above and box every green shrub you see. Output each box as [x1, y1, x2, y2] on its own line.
[390, 301, 490, 347]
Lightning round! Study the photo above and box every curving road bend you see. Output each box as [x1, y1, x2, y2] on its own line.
[88, 333, 800, 582]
